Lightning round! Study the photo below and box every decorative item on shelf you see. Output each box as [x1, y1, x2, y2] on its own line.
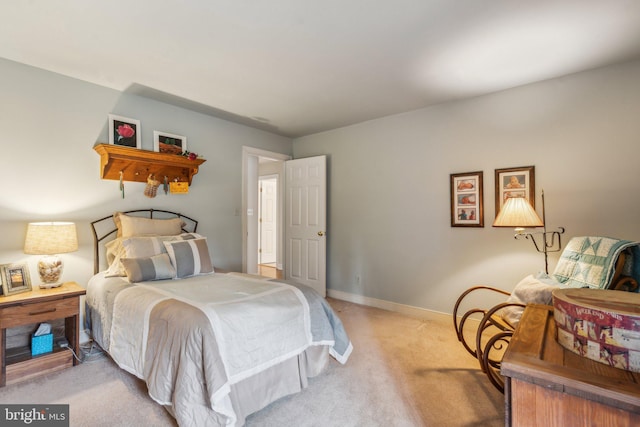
[24, 222, 78, 288]
[144, 174, 160, 198]
[119, 170, 125, 199]
[180, 150, 200, 161]
[108, 114, 141, 149]
[493, 190, 565, 274]
[0, 263, 32, 296]
[170, 180, 189, 194]
[153, 131, 187, 154]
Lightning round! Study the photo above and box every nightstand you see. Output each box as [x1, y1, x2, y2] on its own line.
[0, 282, 86, 387]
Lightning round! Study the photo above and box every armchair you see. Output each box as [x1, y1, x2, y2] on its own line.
[453, 236, 640, 392]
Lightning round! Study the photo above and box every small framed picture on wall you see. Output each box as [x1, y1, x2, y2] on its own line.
[108, 114, 141, 149]
[494, 166, 535, 218]
[450, 171, 484, 227]
[153, 131, 187, 155]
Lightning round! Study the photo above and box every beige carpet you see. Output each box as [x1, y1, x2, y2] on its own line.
[0, 299, 504, 426]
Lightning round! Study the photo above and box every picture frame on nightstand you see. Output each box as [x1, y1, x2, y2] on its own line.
[1, 263, 32, 296]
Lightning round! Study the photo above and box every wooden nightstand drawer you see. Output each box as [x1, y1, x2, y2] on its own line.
[0, 297, 79, 329]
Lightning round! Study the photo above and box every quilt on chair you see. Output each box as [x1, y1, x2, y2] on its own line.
[552, 236, 640, 291]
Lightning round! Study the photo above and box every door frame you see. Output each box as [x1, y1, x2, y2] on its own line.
[242, 146, 291, 274]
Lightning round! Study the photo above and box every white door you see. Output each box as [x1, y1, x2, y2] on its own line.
[285, 156, 327, 296]
[258, 176, 277, 265]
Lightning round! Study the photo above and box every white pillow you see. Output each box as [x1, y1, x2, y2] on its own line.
[105, 238, 125, 266]
[120, 253, 176, 283]
[501, 273, 562, 327]
[163, 238, 214, 278]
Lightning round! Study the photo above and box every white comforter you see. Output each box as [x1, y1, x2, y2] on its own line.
[86, 272, 352, 426]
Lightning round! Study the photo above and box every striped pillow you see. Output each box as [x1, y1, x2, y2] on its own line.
[122, 233, 201, 258]
[120, 253, 176, 283]
[105, 233, 201, 277]
[163, 238, 214, 278]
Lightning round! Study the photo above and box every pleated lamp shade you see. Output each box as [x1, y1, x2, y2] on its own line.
[24, 222, 78, 287]
[493, 197, 543, 228]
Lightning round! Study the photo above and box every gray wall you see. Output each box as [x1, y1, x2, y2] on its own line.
[2, 56, 640, 318]
[293, 59, 640, 314]
[0, 58, 292, 288]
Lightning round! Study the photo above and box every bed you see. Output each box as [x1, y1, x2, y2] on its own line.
[85, 210, 352, 426]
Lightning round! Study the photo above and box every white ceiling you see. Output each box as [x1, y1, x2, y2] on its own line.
[2, 1, 640, 137]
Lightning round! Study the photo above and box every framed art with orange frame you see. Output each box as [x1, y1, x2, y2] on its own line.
[450, 171, 484, 227]
[494, 166, 535, 219]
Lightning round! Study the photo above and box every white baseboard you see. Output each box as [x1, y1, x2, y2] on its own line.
[327, 289, 451, 322]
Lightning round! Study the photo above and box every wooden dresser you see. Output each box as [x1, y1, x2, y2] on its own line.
[501, 304, 640, 427]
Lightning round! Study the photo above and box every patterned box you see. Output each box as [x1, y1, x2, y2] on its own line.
[553, 288, 640, 372]
[31, 333, 54, 356]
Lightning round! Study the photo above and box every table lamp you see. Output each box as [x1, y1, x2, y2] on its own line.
[24, 222, 78, 288]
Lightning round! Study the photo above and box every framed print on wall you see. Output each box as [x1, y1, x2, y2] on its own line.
[494, 165, 535, 218]
[108, 114, 141, 149]
[450, 171, 484, 227]
[153, 131, 187, 155]
[1, 263, 32, 296]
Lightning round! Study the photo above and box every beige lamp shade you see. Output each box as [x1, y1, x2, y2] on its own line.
[493, 197, 543, 228]
[24, 222, 78, 287]
[24, 222, 78, 254]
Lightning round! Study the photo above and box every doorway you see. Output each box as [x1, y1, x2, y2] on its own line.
[242, 147, 290, 275]
[242, 147, 327, 294]
[258, 174, 279, 278]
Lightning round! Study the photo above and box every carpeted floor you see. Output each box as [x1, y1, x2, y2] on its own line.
[0, 299, 504, 426]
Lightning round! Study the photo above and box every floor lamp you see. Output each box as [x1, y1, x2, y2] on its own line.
[493, 190, 565, 274]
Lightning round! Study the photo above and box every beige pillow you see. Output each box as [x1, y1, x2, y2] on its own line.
[114, 212, 185, 238]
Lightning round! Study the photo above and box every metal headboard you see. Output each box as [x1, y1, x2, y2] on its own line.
[90, 209, 198, 274]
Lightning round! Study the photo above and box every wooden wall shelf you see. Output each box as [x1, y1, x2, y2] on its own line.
[94, 143, 206, 186]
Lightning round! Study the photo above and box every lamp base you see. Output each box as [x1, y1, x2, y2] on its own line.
[39, 282, 63, 289]
[37, 255, 64, 287]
